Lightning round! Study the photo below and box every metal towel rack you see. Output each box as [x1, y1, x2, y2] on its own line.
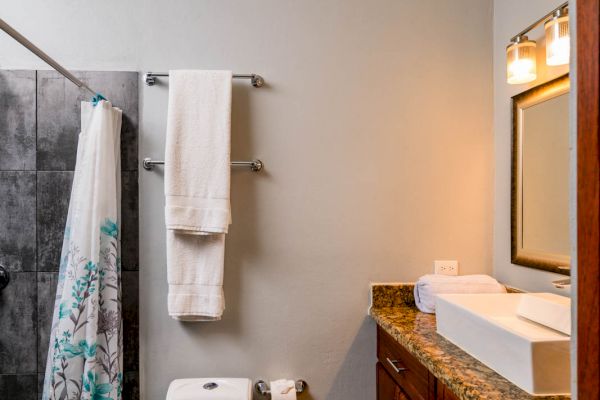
[143, 158, 264, 172]
[142, 70, 265, 173]
[143, 72, 265, 88]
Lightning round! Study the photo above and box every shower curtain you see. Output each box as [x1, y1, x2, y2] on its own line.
[42, 101, 123, 400]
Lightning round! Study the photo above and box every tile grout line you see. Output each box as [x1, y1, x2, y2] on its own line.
[35, 69, 41, 398]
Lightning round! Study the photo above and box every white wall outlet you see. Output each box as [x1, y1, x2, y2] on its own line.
[434, 260, 459, 276]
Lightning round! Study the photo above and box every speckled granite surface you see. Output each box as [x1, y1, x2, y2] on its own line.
[370, 284, 570, 400]
[371, 283, 416, 307]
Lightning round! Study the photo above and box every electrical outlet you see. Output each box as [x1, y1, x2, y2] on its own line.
[434, 260, 459, 276]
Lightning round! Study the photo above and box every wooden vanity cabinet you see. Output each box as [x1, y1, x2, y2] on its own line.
[377, 326, 459, 400]
[436, 381, 460, 400]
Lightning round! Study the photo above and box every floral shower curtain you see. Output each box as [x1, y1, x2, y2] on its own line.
[42, 101, 123, 400]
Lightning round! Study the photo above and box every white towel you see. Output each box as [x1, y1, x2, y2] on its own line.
[167, 233, 225, 321]
[165, 70, 232, 233]
[414, 274, 506, 314]
[165, 70, 233, 321]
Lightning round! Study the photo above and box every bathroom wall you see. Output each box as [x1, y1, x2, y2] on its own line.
[492, 0, 573, 293]
[0, 1, 494, 398]
[0, 70, 139, 399]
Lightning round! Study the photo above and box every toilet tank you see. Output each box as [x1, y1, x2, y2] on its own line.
[166, 378, 252, 400]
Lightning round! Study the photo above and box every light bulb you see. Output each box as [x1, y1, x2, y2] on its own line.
[545, 9, 570, 66]
[507, 36, 537, 85]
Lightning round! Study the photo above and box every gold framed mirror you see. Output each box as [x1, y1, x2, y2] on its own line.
[512, 74, 570, 275]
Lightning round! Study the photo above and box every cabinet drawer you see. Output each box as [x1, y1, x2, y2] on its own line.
[377, 326, 433, 400]
[377, 362, 410, 400]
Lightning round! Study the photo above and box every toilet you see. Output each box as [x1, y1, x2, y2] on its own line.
[166, 378, 252, 400]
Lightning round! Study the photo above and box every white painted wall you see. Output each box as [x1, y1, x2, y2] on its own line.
[492, 0, 573, 294]
[1, 1, 494, 398]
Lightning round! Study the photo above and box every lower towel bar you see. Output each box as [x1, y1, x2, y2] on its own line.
[142, 157, 264, 172]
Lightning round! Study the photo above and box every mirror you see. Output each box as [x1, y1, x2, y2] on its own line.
[512, 74, 570, 275]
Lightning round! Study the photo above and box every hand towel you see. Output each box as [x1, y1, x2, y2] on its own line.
[414, 274, 506, 314]
[165, 70, 232, 321]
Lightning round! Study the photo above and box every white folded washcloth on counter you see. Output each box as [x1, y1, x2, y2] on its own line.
[414, 274, 506, 314]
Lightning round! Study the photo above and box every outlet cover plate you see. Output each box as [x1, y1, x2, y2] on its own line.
[434, 260, 459, 276]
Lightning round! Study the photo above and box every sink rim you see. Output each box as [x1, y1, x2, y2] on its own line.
[435, 292, 571, 395]
[436, 293, 570, 342]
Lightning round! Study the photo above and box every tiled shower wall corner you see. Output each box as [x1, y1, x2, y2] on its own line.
[0, 70, 139, 399]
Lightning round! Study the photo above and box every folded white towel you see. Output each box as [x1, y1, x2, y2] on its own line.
[165, 70, 233, 321]
[414, 274, 506, 314]
[167, 232, 225, 321]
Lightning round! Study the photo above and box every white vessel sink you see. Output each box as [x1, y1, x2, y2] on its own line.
[436, 293, 570, 395]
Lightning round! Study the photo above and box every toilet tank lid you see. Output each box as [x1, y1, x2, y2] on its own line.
[166, 378, 252, 400]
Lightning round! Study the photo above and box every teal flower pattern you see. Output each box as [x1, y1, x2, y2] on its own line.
[100, 219, 119, 239]
[42, 220, 122, 400]
[82, 371, 114, 400]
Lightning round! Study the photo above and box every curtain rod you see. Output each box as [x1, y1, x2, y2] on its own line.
[0, 18, 97, 97]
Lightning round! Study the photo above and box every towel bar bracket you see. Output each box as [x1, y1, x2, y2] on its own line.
[142, 157, 264, 172]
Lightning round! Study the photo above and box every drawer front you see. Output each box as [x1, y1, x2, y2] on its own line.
[377, 326, 432, 400]
[377, 362, 410, 400]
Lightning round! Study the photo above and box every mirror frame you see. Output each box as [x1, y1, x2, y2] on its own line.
[511, 73, 571, 275]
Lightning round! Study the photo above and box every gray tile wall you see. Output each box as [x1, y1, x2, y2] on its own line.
[0, 70, 139, 400]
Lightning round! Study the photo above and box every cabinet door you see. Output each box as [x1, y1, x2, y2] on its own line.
[377, 362, 411, 400]
[436, 380, 460, 400]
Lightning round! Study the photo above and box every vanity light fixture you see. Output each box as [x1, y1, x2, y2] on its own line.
[506, 2, 569, 85]
[545, 8, 570, 66]
[506, 36, 537, 85]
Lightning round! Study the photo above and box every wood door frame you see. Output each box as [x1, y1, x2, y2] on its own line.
[576, 0, 600, 398]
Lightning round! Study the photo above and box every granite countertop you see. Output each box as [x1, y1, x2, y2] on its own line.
[370, 284, 570, 400]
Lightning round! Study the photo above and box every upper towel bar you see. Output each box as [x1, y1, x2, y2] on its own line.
[143, 157, 264, 172]
[143, 72, 265, 88]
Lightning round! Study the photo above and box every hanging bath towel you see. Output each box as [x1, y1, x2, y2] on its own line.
[164, 70, 232, 321]
[42, 100, 123, 400]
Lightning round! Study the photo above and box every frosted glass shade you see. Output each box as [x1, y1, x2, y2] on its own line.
[545, 13, 570, 66]
[507, 38, 537, 85]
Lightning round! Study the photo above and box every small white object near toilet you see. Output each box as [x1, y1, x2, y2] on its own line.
[166, 378, 252, 400]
